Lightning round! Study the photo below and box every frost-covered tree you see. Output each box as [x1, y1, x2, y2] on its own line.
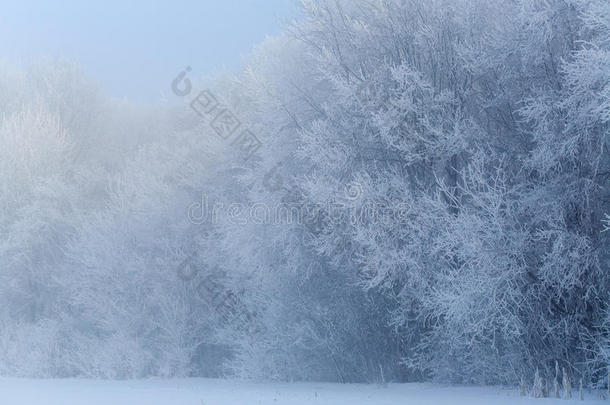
[246, 0, 610, 384]
[1, 0, 609, 385]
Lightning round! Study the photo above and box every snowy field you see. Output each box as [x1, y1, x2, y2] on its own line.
[1, 378, 608, 405]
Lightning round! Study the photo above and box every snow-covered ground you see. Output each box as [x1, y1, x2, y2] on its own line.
[1, 378, 607, 405]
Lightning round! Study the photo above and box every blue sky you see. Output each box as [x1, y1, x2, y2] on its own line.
[0, 0, 296, 101]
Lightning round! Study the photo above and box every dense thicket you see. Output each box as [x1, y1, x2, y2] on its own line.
[0, 0, 608, 387]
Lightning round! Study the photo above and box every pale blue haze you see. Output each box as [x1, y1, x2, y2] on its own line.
[0, 0, 296, 101]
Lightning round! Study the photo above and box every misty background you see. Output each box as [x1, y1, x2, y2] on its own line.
[0, 0, 295, 101]
[0, 0, 608, 396]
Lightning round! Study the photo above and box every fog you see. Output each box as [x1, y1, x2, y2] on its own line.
[0, 1, 609, 404]
[0, 0, 294, 101]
